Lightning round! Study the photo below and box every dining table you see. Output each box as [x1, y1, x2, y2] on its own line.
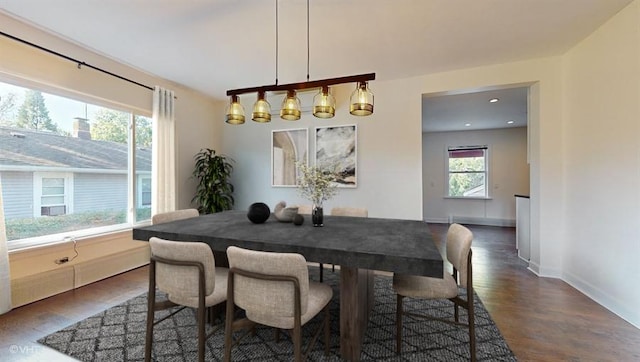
[133, 210, 443, 361]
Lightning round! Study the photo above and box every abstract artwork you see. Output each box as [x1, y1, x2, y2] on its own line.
[271, 128, 308, 187]
[315, 125, 357, 187]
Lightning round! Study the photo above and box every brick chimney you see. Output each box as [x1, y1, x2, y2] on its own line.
[72, 117, 91, 140]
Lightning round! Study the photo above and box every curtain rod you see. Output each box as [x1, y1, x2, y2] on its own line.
[0, 30, 154, 92]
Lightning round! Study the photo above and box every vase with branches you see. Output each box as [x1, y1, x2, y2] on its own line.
[296, 162, 338, 226]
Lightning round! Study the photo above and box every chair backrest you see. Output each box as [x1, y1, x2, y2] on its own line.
[446, 223, 473, 286]
[330, 207, 368, 217]
[149, 237, 217, 296]
[151, 208, 199, 225]
[227, 246, 310, 318]
[296, 205, 313, 215]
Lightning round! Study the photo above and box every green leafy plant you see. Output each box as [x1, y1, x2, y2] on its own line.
[191, 148, 234, 214]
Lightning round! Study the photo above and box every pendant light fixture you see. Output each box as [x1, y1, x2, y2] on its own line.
[224, 0, 375, 124]
[225, 95, 245, 124]
[251, 91, 271, 122]
[312, 85, 336, 118]
[280, 90, 302, 120]
[350, 81, 374, 116]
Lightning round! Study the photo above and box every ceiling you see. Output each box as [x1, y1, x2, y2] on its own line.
[422, 87, 528, 133]
[0, 0, 632, 131]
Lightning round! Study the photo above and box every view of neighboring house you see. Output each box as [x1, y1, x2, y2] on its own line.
[0, 120, 151, 238]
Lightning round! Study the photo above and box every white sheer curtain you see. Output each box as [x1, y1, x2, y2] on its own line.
[0, 177, 12, 314]
[151, 86, 177, 215]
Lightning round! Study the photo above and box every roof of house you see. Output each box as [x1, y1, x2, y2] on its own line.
[0, 126, 151, 170]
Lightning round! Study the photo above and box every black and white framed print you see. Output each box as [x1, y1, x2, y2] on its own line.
[315, 125, 357, 187]
[271, 128, 308, 187]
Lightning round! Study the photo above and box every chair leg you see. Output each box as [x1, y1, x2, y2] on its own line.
[324, 304, 330, 355]
[396, 294, 404, 354]
[198, 307, 206, 362]
[319, 263, 324, 282]
[293, 324, 302, 362]
[454, 301, 460, 323]
[144, 262, 156, 362]
[468, 293, 476, 362]
[224, 288, 235, 362]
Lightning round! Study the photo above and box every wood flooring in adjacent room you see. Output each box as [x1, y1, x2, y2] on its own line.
[1, 224, 639, 361]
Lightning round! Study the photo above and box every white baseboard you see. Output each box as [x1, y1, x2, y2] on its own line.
[563, 270, 640, 329]
[424, 216, 515, 227]
[424, 217, 449, 224]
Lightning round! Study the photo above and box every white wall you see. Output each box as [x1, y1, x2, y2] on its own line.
[422, 128, 529, 225]
[562, 0, 640, 327]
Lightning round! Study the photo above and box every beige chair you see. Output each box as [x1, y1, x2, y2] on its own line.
[145, 237, 228, 362]
[297, 205, 327, 281]
[322, 207, 369, 279]
[296, 204, 313, 215]
[393, 223, 476, 361]
[151, 208, 199, 225]
[330, 207, 368, 218]
[224, 246, 333, 362]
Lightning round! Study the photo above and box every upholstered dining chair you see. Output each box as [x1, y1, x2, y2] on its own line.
[322, 207, 369, 280]
[296, 204, 313, 215]
[151, 208, 199, 225]
[392, 223, 476, 361]
[224, 246, 333, 362]
[330, 207, 368, 218]
[296, 205, 327, 281]
[145, 237, 228, 362]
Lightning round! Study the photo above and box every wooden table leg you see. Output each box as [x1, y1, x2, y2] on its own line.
[339, 267, 375, 361]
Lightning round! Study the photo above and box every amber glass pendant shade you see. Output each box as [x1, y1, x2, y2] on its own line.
[349, 81, 374, 116]
[312, 86, 336, 118]
[280, 90, 302, 120]
[252, 91, 271, 122]
[225, 95, 246, 124]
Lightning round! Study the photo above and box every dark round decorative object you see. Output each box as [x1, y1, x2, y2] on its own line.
[293, 213, 304, 226]
[247, 202, 270, 224]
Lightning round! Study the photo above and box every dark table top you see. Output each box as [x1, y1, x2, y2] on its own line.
[133, 210, 443, 277]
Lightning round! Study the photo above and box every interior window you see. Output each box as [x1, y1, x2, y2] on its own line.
[447, 146, 488, 198]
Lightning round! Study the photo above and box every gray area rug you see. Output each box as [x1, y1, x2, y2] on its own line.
[38, 268, 516, 361]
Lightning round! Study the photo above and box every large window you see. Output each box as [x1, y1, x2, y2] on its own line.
[447, 146, 488, 198]
[0, 80, 152, 249]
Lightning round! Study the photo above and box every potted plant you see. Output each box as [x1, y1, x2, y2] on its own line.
[191, 148, 234, 214]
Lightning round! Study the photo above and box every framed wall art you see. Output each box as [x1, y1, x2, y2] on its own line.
[271, 128, 308, 187]
[315, 125, 357, 187]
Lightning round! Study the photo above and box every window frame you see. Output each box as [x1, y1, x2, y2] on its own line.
[137, 174, 152, 208]
[33, 172, 74, 217]
[445, 145, 490, 199]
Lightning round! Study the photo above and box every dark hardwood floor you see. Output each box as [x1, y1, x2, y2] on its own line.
[1, 224, 639, 361]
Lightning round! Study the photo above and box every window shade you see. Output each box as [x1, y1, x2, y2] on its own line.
[448, 146, 487, 158]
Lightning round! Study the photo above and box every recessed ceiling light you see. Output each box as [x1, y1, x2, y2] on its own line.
[489, 98, 499, 103]
[465, 123, 471, 127]
[507, 120, 514, 124]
